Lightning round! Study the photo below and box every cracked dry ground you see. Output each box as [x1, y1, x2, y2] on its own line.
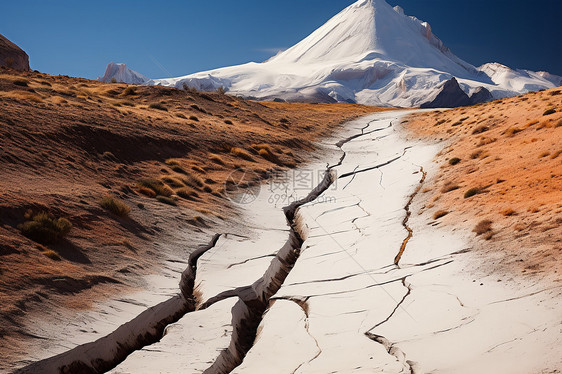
[21, 108, 561, 373]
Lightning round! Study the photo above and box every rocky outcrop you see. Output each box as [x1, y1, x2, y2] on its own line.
[420, 77, 471, 108]
[0, 34, 29, 71]
[469, 86, 493, 104]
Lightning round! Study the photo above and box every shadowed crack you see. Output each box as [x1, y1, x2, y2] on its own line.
[394, 167, 427, 266]
[364, 332, 419, 374]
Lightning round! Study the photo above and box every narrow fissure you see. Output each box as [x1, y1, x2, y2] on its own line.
[393, 167, 426, 266]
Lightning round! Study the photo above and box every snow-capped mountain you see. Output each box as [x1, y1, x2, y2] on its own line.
[97, 62, 151, 85]
[101, 0, 560, 107]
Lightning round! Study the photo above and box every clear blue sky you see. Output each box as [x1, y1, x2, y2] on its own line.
[2, 0, 560, 79]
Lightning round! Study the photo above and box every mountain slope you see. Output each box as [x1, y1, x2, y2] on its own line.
[109, 0, 561, 107]
[98, 62, 151, 84]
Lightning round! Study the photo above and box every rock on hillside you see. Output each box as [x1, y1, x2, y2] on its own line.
[0, 34, 29, 71]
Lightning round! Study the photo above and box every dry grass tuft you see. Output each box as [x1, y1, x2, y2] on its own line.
[501, 208, 516, 216]
[230, 147, 254, 161]
[441, 181, 460, 193]
[138, 179, 173, 197]
[464, 187, 482, 198]
[161, 176, 185, 188]
[100, 195, 131, 217]
[156, 195, 177, 206]
[448, 157, 461, 165]
[20, 211, 72, 244]
[473, 219, 493, 235]
[433, 210, 449, 220]
[503, 127, 522, 137]
[149, 102, 168, 111]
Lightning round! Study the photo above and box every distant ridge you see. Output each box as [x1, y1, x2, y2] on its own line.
[101, 0, 561, 107]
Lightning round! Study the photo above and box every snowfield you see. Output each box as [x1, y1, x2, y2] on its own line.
[100, 0, 561, 107]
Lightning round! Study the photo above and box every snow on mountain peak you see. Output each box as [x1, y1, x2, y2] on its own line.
[110, 0, 559, 107]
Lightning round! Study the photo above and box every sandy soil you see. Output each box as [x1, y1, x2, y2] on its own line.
[404, 87, 562, 279]
[0, 67, 391, 368]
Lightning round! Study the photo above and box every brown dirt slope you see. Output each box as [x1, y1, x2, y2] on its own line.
[0, 67, 390, 367]
[405, 87, 561, 278]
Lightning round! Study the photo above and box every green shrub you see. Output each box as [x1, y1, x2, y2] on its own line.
[100, 196, 131, 217]
[20, 212, 72, 244]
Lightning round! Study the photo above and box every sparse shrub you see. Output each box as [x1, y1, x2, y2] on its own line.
[110, 77, 117, 83]
[473, 219, 493, 235]
[20, 212, 72, 244]
[138, 186, 156, 197]
[230, 147, 254, 161]
[503, 127, 522, 137]
[156, 195, 177, 206]
[472, 125, 489, 134]
[217, 86, 226, 94]
[550, 150, 562, 159]
[549, 90, 560, 96]
[181, 174, 204, 188]
[501, 208, 516, 216]
[138, 179, 173, 197]
[100, 195, 131, 217]
[464, 187, 481, 198]
[170, 165, 187, 174]
[209, 154, 225, 165]
[477, 137, 496, 147]
[543, 108, 556, 116]
[161, 176, 185, 188]
[448, 157, 461, 165]
[280, 118, 289, 124]
[176, 188, 199, 200]
[190, 104, 206, 113]
[42, 249, 61, 261]
[13, 79, 29, 87]
[525, 119, 539, 127]
[149, 103, 168, 111]
[441, 181, 460, 193]
[123, 87, 136, 95]
[192, 165, 206, 173]
[433, 210, 449, 220]
[470, 150, 482, 159]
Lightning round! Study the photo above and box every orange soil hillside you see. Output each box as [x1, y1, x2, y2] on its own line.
[405, 87, 562, 278]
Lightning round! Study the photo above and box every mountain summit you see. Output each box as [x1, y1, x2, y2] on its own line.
[107, 0, 560, 107]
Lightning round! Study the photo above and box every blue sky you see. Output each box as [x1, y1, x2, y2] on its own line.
[2, 0, 560, 79]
